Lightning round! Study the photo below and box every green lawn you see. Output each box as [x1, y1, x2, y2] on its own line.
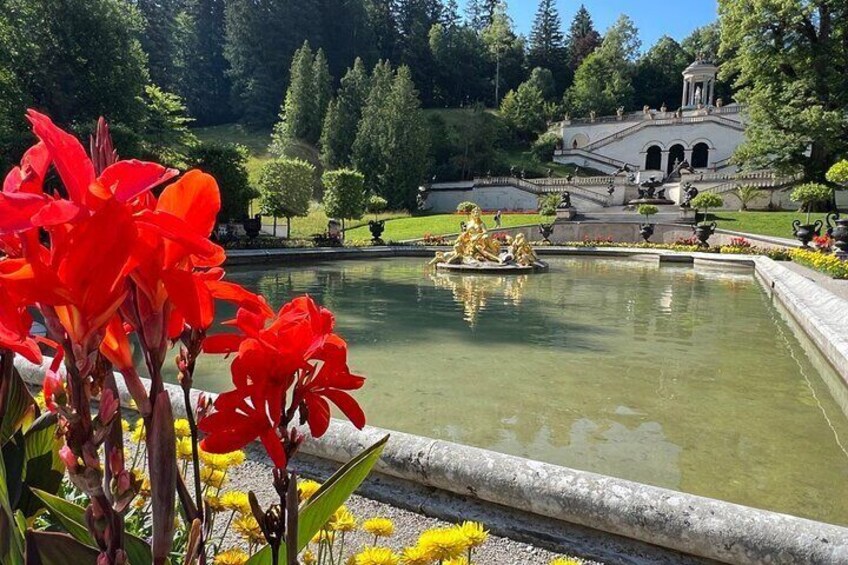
[345, 212, 544, 242]
[278, 203, 409, 239]
[193, 123, 274, 184]
[710, 211, 835, 239]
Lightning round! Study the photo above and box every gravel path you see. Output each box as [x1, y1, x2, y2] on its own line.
[220, 443, 603, 565]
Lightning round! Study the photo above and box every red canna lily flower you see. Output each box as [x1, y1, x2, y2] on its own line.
[296, 339, 365, 438]
[0, 283, 41, 363]
[198, 383, 287, 468]
[200, 296, 366, 467]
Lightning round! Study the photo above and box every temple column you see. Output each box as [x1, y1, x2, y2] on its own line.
[660, 150, 669, 175]
[681, 79, 688, 108]
[685, 148, 693, 164]
[708, 79, 714, 106]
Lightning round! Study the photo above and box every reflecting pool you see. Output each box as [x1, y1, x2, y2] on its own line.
[173, 257, 848, 525]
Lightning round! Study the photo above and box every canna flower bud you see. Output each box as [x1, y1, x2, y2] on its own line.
[98, 388, 119, 425]
[58, 445, 78, 472]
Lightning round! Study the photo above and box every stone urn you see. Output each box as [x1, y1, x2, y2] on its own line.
[693, 222, 716, 247]
[369, 219, 386, 243]
[539, 223, 555, 244]
[826, 213, 848, 253]
[639, 223, 654, 242]
[792, 219, 823, 247]
[243, 214, 261, 240]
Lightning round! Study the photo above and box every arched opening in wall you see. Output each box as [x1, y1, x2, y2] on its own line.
[645, 145, 662, 170]
[692, 142, 710, 168]
[571, 133, 589, 149]
[667, 144, 685, 175]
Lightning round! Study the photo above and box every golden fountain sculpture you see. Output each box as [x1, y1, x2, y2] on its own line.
[430, 207, 548, 273]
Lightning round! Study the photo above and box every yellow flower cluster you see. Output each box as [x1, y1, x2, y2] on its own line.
[130, 420, 145, 443]
[214, 548, 249, 565]
[299, 479, 322, 502]
[174, 418, 191, 438]
[549, 559, 582, 565]
[329, 506, 358, 532]
[363, 517, 395, 538]
[233, 514, 265, 545]
[354, 547, 400, 565]
[200, 466, 227, 490]
[791, 248, 848, 279]
[220, 491, 251, 514]
[415, 527, 467, 562]
[201, 449, 245, 470]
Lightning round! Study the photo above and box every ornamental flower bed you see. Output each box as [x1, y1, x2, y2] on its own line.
[790, 248, 848, 279]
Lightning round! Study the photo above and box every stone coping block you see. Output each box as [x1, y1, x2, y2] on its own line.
[15, 254, 848, 564]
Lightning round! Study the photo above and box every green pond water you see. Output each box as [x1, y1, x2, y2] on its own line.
[174, 257, 848, 525]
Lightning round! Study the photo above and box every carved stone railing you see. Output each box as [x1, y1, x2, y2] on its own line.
[473, 176, 610, 207]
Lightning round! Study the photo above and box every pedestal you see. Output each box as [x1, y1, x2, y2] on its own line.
[678, 207, 696, 224]
[556, 207, 577, 221]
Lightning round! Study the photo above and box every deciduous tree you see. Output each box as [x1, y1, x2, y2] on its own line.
[259, 157, 316, 237]
[719, 0, 848, 179]
[322, 168, 368, 232]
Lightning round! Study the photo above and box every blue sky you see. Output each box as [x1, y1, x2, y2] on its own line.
[458, 1, 719, 51]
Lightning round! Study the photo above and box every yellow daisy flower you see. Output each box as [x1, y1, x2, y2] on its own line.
[417, 528, 467, 562]
[298, 479, 322, 502]
[205, 495, 224, 513]
[233, 514, 265, 545]
[354, 547, 400, 565]
[174, 419, 191, 438]
[400, 546, 432, 565]
[130, 420, 145, 443]
[200, 450, 232, 471]
[456, 521, 488, 548]
[444, 559, 469, 565]
[200, 466, 226, 490]
[301, 549, 317, 565]
[220, 491, 251, 515]
[311, 529, 335, 545]
[176, 437, 194, 461]
[328, 506, 357, 532]
[214, 548, 249, 565]
[363, 517, 394, 538]
[226, 450, 246, 467]
[549, 559, 582, 565]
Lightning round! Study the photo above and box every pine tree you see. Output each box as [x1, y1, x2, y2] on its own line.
[311, 48, 333, 142]
[352, 61, 395, 192]
[134, 0, 181, 91]
[466, 0, 500, 32]
[271, 42, 316, 152]
[441, 0, 461, 28]
[528, 0, 568, 94]
[364, 0, 400, 61]
[224, 0, 322, 125]
[179, 0, 232, 125]
[320, 58, 371, 168]
[396, 0, 441, 104]
[382, 65, 429, 208]
[566, 4, 601, 72]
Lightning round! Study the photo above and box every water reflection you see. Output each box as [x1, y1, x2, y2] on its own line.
[429, 270, 528, 327]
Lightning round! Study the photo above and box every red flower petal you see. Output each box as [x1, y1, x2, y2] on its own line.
[97, 160, 179, 203]
[26, 110, 95, 205]
[156, 170, 220, 237]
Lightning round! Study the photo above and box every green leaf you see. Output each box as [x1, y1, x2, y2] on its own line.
[24, 530, 99, 564]
[246, 435, 389, 565]
[16, 415, 63, 517]
[1, 365, 35, 446]
[0, 440, 25, 565]
[32, 488, 159, 565]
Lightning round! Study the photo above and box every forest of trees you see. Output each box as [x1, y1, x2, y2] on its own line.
[2, 0, 842, 212]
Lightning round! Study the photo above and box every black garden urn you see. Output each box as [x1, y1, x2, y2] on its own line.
[826, 213, 848, 253]
[369, 219, 386, 243]
[792, 219, 823, 247]
[539, 223, 555, 244]
[693, 222, 716, 247]
[639, 223, 655, 242]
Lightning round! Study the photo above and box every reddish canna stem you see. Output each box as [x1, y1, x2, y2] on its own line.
[63, 342, 125, 564]
[0, 350, 12, 419]
[179, 332, 207, 565]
